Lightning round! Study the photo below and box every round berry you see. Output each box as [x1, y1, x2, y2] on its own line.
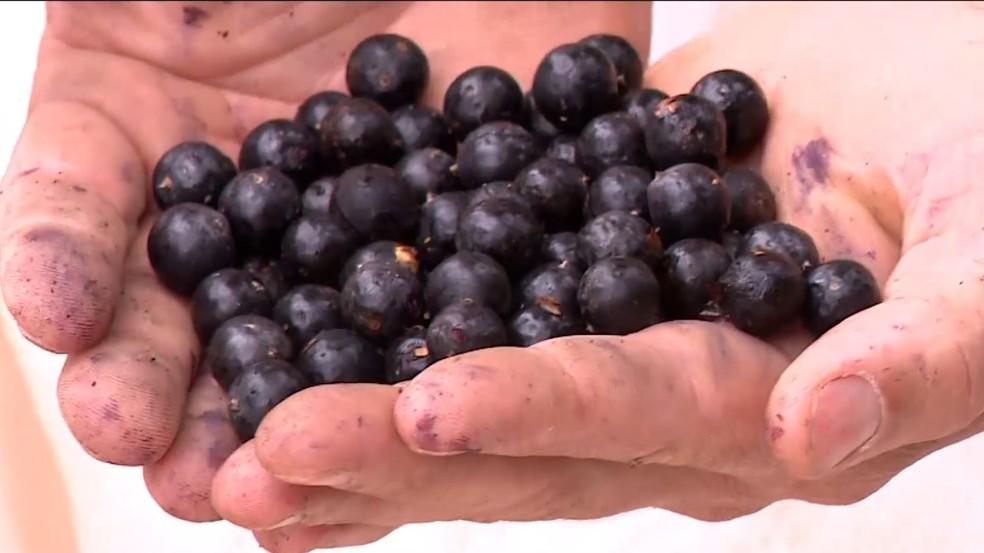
[658, 238, 731, 320]
[296, 328, 384, 385]
[424, 251, 512, 317]
[273, 284, 343, 349]
[691, 69, 769, 157]
[803, 260, 882, 337]
[416, 191, 470, 269]
[622, 88, 668, 128]
[395, 148, 461, 203]
[578, 210, 663, 269]
[339, 241, 420, 288]
[280, 213, 359, 285]
[147, 203, 236, 296]
[238, 119, 321, 186]
[426, 300, 508, 360]
[301, 176, 338, 216]
[513, 157, 588, 231]
[578, 34, 643, 94]
[576, 112, 648, 177]
[346, 34, 429, 110]
[392, 104, 456, 154]
[152, 141, 235, 209]
[578, 257, 662, 335]
[722, 168, 776, 232]
[341, 261, 424, 341]
[644, 94, 727, 171]
[532, 43, 620, 132]
[647, 163, 730, 245]
[737, 221, 820, 272]
[295, 90, 348, 132]
[205, 315, 294, 389]
[508, 305, 584, 347]
[319, 97, 405, 171]
[455, 121, 540, 189]
[384, 325, 432, 384]
[443, 66, 524, 140]
[192, 268, 273, 342]
[519, 261, 582, 317]
[718, 252, 806, 337]
[456, 196, 544, 276]
[227, 359, 308, 441]
[585, 165, 651, 220]
[218, 167, 301, 255]
[331, 163, 419, 243]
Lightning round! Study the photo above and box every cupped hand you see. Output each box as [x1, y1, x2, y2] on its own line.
[0, 0, 650, 526]
[209, 3, 984, 551]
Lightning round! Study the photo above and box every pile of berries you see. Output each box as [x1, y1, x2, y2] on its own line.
[146, 33, 881, 441]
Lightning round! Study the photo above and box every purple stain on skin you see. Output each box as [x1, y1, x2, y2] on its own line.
[790, 137, 832, 211]
[182, 6, 210, 27]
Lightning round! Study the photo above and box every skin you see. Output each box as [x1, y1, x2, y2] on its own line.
[4, 2, 984, 552]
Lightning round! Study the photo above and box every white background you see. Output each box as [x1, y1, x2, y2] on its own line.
[2, 2, 984, 552]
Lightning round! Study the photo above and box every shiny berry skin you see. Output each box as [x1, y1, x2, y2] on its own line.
[622, 88, 668, 128]
[341, 260, 424, 341]
[339, 241, 420, 288]
[585, 165, 651, 220]
[455, 196, 545, 277]
[722, 168, 776, 232]
[737, 221, 820, 272]
[345, 34, 429, 110]
[227, 359, 309, 441]
[296, 328, 384, 385]
[524, 91, 561, 143]
[238, 119, 321, 186]
[519, 262, 582, 317]
[647, 163, 730, 245]
[658, 238, 731, 320]
[147, 203, 236, 296]
[319, 98, 405, 171]
[465, 180, 523, 209]
[644, 94, 727, 171]
[273, 284, 343, 349]
[532, 43, 620, 132]
[205, 315, 294, 389]
[508, 305, 584, 347]
[218, 167, 301, 256]
[718, 252, 806, 337]
[803, 260, 881, 336]
[426, 300, 508, 361]
[576, 112, 648, 177]
[691, 69, 769, 158]
[191, 268, 273, 342]
[301, 177, 338, 216]
[396, 148, 461, 203]
[545, 134, 579, 166]
[443, 66, 524, 140]
[578, 34, 643, 94]
[241, 257, 291, 301]
[540, 232, 582, 268]
[392, 104, 456, 154]
[578, 210, 663, 269]
[424, 251, 511, 317]
[295, 90, 348, 132]
[456, 121, 540, 189]
[384, 325, 432, 384]
[416, 191, 470, 269]
[577, 257, 662, 335]
[513, 157, 588, 231]
[331, 163, 419, 243]
[280, 213, 359, 285]
[152, 141, 235, 209]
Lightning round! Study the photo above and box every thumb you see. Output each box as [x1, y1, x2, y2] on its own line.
[768, 142, 984, 479]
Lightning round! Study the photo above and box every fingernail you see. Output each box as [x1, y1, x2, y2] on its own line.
[810, 375, 882, 472]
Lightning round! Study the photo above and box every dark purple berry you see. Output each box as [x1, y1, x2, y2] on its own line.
[395, 148, 461, 203]
[273, 284, 343, 349]
[541, 232, 582, 268]
[152, 141, 235, 209]
[737, 221, 820, 272]
[658, 238, 731, 320]
[545, 134, 579, 166]
[301, 176, 337, 216]
[519, 262, 582, 317]
[622, 88, 668, 128]
[719, 252, 806, 337]
[644, 94, 726, 171]
[345, 34, 429, 110]
[218, 167, 301, 255]
[280, 213, 359, 285]
[465, 180, 522, 209]
[227, 359, 309, 441]
[192, 268, 273, 342]
[691, 69, 769, 158]
[416, 191, 470, 269]
[340, 241, 420, 287]
[576, 112, 648, 177]
[148, 203, 236, 296]
[424, 251, 512, 317]
[577, 257, 662, 335]
[578, 210, 662, 269]
[341, 261, 424, 341]
[455, 196, 544, 276]
[455, 121, 539, 189]
[647, 163, 730, 245]
[384, 325, 432, 384]
[803, 260, 881, 337]
[319, 97, 405, 171]
[513, 158, 588, 231]
[241, 257, 291, 301]
[578, 34, 643, 94]
[295, 90, 348, 132]
[532, 43, 620, 132]
[524, 91, 561, 142]
[296, 328, 384, 385]
[392, 104, 456, 154]
[585, 165, 651, 220]
[205, 315, 294, 389]
[721, 229, 742, 259]
[426, 300, 508, 360]
[239, 119, 321, 186]
[443, 66, 524, 140]
[722, 168, 776, 232]
[508, 305, 584, 347]
[331, 163, 419, 243]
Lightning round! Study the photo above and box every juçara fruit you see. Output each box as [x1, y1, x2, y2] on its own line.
[578, 33, 644, 94]
[524, 91, 562, 143]
[147, 203, 236, 296]
[384, 325, 432, 384]
[339, 241, 420, 288]
[443, 65, 525, 141]
[218, 166, 301, 256]
[540, 232, 582, 269]
[647, 163, 730, 245]
[803, 259, 881, 337]
[721, 167, 776, 232]
[576, 111, 648, 177]
[345, 33, 429, 111]
[226, 358, 309, 442]
[296, 328, 385, 385]
[584, 164, 651, 220]
[455, 121, 540, 189]
[465, 180, 524, 209]
[577, 256, 662, 335]
[737, 221, 821, 272]
[577, 210, 663, 269]
[152, 141, 236, 209]
[426, 299, 508, 360]
[295, 90, 348, 133]
[241, 257, 291, 302]
[508, 304, 584, 347]
[331, 163, 420, 243]
[191, 268, 273, 342]
[395, 147, 462, 203]
[622, 88, 668, 129]
[518, 261, 583, 318]
[455, 194, 545, 277]
[319, 97, 406, 171]
[658, 238, 732, 320]
[392, 104, 456, 154]
[424, 251, 512, 317]
[280, 213, 359, 285]
[301, 176, 338, 216]
[416, 191, 470, 269]
[238, 119, 321, 186]
[205, 314, 294, 390]
[340, 260, 424, 341]
[691, 68, 770, 158]
[532, 42, 620, 133]
[718, 252, 806, 337]
[513, 157, 588, 232]
[273, 284, 343, 349]
[644, 94, 727, 171]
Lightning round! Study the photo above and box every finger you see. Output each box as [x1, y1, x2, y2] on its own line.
[392, 321, 789, 475]
[0, 99, 145, 353]
[57, 219, 198, 466]
[144, 373, 239, 522]
[253, 524, 396, 553]
[769, 227, 984, 478]
[252, 385, 765, 524]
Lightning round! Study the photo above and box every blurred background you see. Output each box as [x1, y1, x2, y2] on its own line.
[1, 2, 983, 552]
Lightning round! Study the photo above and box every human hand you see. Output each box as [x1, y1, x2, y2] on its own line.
[0, 0, 652, 528]
[208, 3, 984, 550]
